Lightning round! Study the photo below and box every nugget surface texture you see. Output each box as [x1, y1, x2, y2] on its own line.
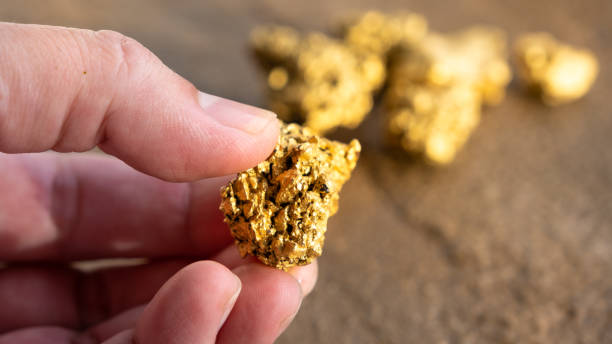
[220, 123, 360, 270]
[514, 33, 599, 105]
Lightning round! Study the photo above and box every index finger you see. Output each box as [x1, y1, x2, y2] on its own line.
[0, 152, 233, 261]
[0, 22, 278, 182]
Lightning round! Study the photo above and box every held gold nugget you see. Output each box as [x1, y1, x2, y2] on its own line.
[514, 33, 599, 105]
[250, 26, 384, 134]
[220, 123, 360, 270]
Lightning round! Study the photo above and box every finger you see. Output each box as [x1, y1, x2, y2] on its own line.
[0, 153, 233, 260]
[216, 264, 303, 344]
[212, 245, 319, 296]
[0, 248, 314, 333]
[0, 266, 79, 332]
[211, 244, 260, 269]
[0, 260, 189, 332]
[0, 327, 76, 344]
[77, 260, 190, 326]
[81, 306, 143, 343]
[101, 330, 134, 344]
[288, 261, 318, 297]
[0, 22, 278, 182]
[134, 261, 241, 344]
[0, 250, 305, 334]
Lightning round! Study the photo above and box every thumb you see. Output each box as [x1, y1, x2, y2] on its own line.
[0, 22, 278, 181]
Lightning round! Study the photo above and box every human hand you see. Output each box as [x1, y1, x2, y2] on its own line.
[0, 22, 317, 344]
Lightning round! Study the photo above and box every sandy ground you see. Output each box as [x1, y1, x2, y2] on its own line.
[2, 1, 611, 342]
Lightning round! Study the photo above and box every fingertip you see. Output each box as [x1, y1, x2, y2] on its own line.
[211, 245, 260, 270]
[101, 91, 279, 182]
[288, 261, 318, 296]
[232, 262, 301, 290]
[179, 260, 241, 290]
[134, 261, 241, 344]
[197, 92, 279, 136]
[216, 263, 302, 344]
[197, 109, 279, 178]
[192, 92, 280, 178]
[232, 264, 302, 305]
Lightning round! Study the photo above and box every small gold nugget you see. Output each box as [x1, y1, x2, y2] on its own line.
[389, 27, 511, 105]
[514, 33, 599, 105]
[385, 83, 482, 165]
[338, 10, 428, 57]
[384, 26, 510, 164]
[220, 123, 360, 270]
[250, 26, 384, 134]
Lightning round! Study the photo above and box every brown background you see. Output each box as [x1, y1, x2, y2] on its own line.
[1, 1, 611, 343]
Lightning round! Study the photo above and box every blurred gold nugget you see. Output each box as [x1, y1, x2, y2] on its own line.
[250, 26, 384, 134]
[514, 33, 599, 105]
[220, 123, 360, 270]
[338, 10, 428, 57]
[390, 27, 511, 105]
[384, 26, 510, 164]
[385, 83, 482, 165]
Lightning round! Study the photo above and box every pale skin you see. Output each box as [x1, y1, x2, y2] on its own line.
[0, 22, 318, 344]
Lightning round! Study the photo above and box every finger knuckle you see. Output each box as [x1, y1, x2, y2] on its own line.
[95, 29, 155, 82]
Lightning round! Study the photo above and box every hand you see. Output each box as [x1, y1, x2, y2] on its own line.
[0, 22, 317, 344]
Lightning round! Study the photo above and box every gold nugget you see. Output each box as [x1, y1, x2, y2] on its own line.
[338, 10, 428, 57]
[385, 83, 481, 165]
[383, 26, 510, 164]
[389, 27, 511, 105]
[220, 123, 360, 270]
[250, 26, 384, 134]
[514, 32, 599, 105]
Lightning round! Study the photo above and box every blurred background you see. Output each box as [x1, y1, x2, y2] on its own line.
[1, 0, 611, 343]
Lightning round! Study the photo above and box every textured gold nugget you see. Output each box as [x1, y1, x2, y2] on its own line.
[220, 123, 360, 270]
[514, 33, 599, 105]
[250, 26, 384, 134]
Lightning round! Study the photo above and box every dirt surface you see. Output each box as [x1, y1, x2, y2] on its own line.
[2, 1, 611, 342]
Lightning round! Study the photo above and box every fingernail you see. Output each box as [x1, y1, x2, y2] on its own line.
[219, 275, 242, 331]
[198, 91, 277, 135]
